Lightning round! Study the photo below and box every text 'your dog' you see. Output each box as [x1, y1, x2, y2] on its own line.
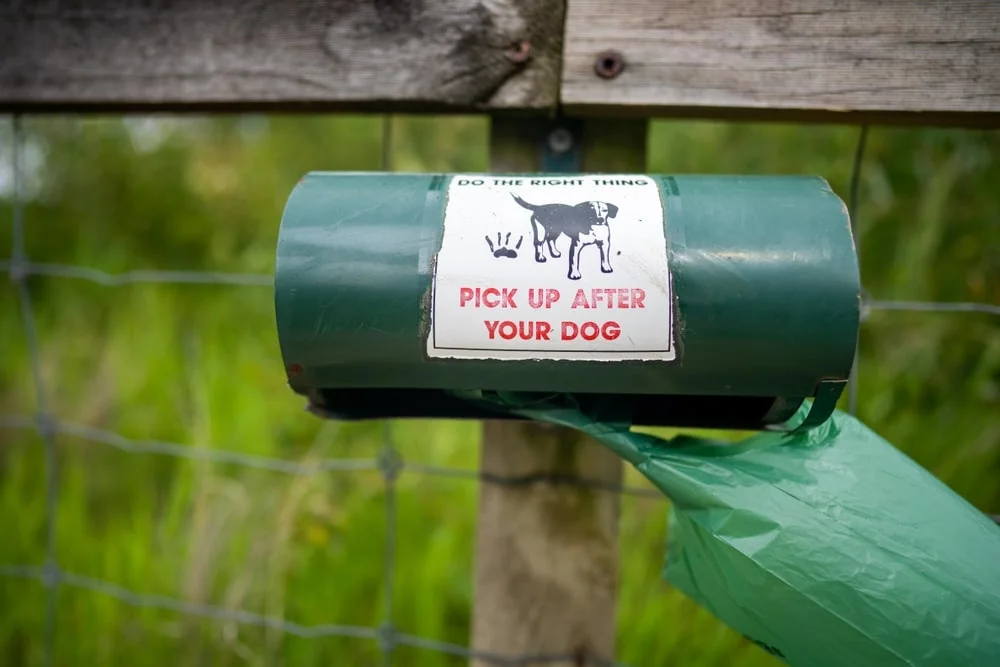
[483, 320, 622, 342]
[458, 287, 647, 310]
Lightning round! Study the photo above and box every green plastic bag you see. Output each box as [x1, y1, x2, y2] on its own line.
[455, 391, 1000, 667]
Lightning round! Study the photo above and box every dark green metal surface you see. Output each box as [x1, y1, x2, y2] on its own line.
[274, 173, 859, 429]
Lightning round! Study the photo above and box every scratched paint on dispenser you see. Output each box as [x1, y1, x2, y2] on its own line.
[427, 174, 675, 361]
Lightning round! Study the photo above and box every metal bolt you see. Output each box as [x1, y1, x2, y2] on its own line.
[506, 40, 532, 64]
[594, 50, 625, 79]
[547, 127, 574, 155]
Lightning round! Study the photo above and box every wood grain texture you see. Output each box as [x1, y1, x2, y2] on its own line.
[472, 421, 621, 667]
[471, 116, 646, 667]
[0, 0, 563, 113]
[472, 422, 622, 667]
[562, 0, 1000, 125]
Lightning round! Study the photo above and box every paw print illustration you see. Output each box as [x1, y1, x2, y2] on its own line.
[485, 231, 523, 259]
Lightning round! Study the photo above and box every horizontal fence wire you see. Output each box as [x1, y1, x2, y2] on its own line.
[0, 565, 379, 640]
[866, 299, 1000, 317]
[0, 414, 662, 497]
[0, 259, 272, 286]
[0, 565, 621, 665]
[4, 114, 1000, 666]
[1, 258, 996, 316]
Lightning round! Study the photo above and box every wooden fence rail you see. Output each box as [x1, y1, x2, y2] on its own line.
[2, 0, 999, 126]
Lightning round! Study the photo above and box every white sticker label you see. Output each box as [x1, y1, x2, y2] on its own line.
[427, 174, 675, 361]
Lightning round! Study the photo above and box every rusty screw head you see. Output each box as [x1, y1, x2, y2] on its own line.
[506, 40, 532, 64]
[594, 50, 625, 79]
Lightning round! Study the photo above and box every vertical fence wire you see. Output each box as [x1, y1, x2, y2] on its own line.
[847, 125, 870, 415]
[10, 114, 61, 667]
[379, 422, 400, 665]
[378, 113, 399, 666]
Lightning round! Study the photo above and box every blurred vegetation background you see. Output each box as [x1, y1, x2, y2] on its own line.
[0, 115, 998, 667]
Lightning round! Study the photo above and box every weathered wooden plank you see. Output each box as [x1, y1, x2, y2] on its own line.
[472, 420, 622, 666]
[0, 0, 563, 113]
[471, 116, 645, 666]
[562, 0, 1000, 126]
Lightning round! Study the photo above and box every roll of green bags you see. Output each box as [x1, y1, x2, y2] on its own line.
[453, 391, 1000, 667]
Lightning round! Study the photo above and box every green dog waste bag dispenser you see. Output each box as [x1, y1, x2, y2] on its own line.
[275, 173, 859, 430]
[274, 174, 1000, 667]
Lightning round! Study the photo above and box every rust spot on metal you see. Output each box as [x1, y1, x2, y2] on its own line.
[594, 50, 625, 79]
[505, 40, 532, 64]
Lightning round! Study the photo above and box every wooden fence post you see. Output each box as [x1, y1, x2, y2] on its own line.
[471, 116, 648, 666]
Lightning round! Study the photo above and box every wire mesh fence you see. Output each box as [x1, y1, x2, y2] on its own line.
[2, 113, 998, 667]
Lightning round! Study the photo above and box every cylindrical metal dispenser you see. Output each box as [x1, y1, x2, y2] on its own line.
[275, 172, 859, 430]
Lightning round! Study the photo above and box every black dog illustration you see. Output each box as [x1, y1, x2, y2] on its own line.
[511, 194, 619, 280]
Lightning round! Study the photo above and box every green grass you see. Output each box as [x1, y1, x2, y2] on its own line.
[0, 115, 997, 666]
